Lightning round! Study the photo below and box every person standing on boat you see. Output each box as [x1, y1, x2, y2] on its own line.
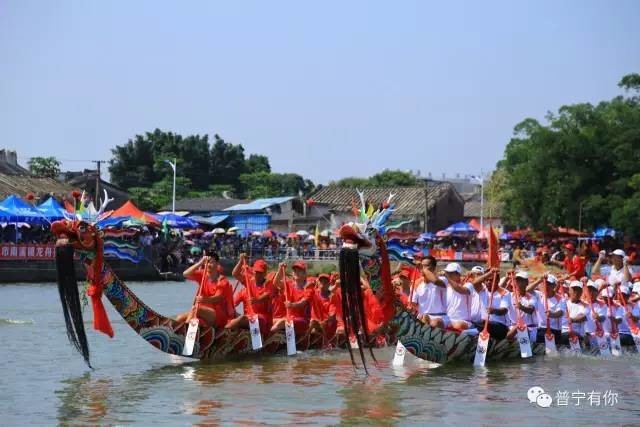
[271, 260, 313, 334]
[592, 249, 631, 286]
[506, 271, 539, 341]
[533, 274, 565, 345]
[178, 253, 234, 330]
[227, 255, 274, 332]
[443, 262, 476, 331]
[560, 281, 588, 345]
[550, 243, 586, 279]
[411, 256, 448, 328]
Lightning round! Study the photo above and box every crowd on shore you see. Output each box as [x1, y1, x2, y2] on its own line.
[177, 244, 640, 349]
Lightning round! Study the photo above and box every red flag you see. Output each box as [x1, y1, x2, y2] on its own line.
[487, 225, 500, 269]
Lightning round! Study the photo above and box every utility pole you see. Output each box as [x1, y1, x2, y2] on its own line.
[92, 160, 103, 205]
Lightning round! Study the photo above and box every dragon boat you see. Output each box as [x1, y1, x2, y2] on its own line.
[52, 191, 632, 369]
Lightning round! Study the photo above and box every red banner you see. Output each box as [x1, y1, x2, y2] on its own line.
[0, 244, 56, 260]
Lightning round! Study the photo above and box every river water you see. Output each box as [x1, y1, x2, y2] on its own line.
[1, 281, 639, 426]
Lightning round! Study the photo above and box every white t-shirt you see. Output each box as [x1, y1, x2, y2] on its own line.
[562, 301, 587, 336]
[471, 287, 487, 322]
[446, 283, 475, 321]
[534, 291, 566, 331]
[584, 301, 608, 334]
[607, 266, 627, 286]
[617, 302, 640, 334]
[508, 292, 539, 327]
[411, 279, 447, 316]
[488, 292, 512, 326]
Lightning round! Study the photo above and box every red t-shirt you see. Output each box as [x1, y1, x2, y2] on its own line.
[564, 255, 586, 278]
[286, 282, 314, 319]
[234, 276, 274, 320]
[190, 271, 234, 325]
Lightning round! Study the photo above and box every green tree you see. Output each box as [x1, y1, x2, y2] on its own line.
[496, 73, 640, 236]
[28, 156, 61, 179]
[329, 169, 418, 187]
[209, 134, 246, 191]
[109, 134, 157, 188]
[239, 172, 315, 199]
[245, 154, 271, 174]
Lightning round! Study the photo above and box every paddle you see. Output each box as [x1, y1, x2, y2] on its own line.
[584, 281, 611, 356]
[279, 265, 297, 356]
[542, 275, 558, 356]
[511, 273, 533, 358]
[615, 286, 640, 353]
[393, 267, 421, 367]
[565, 301, 582, 354]
[242, 265, 263, 350]
[605, 288, 622, 357]
[474, 270, 498, 367]
[183, 259, 209, 356]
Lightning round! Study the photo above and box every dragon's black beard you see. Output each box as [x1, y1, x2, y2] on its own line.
[339, 247, 377, 374]
[55, 245, 92, 368]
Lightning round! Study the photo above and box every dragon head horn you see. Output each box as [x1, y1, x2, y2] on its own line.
[96, 189, 113, 217]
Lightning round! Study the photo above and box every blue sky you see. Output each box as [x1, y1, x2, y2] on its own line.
[1, 1, 639, 185]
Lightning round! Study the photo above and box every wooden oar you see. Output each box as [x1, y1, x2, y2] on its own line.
[565, 300, 582, 354]
[474, 271, 498, 367]
[511, 274, 533, 358]
[605, 289, 622, 356]
[279, 265, 297, 356]
[542, 275, 558, 356]
[615, 286, 640, 353]
[584, 282, 610, 356]
[242, 265, 263, 350]
[183, 260, 209, 356]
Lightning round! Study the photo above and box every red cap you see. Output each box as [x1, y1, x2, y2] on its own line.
[564, 243, 575, 251]
[253, 259, 268, 273]
[318, 273, 330, 280]
[292, 260, 307, 271]
[399, 270, 410, 279]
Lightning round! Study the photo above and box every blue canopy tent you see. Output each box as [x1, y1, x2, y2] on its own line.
[36, 197, 70, 221]
[0, 195, 48, 224]
[153, 213, 198, 229]
[593, 227, 616, 238]
[415, 232, 434, 243]
[444, 221, 478, 234]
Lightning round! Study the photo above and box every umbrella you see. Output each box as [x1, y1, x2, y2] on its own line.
[36, 198, 69, 221]
[320, 229, 332, 237]
[227, 226, 239, 233]
[296, 230, 309, 236]
[444, 221, 478, 234]
[251, 231, 262, 236]
[212, 228, 225, 234]
[436, 230, 451, 237]
[593, 227, 616, 238]
[415, 232, 434, 243]
[262, 230, 275, 238]
[287, 232, 298, 239]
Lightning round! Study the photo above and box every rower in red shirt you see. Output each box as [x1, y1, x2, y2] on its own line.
[227, 254, 274, 332]
[271, 260, 314, 334]
[309, 273, 339, 340]
[394, 269, 412, 308]
[551, 243, 586, 279]
[177, 252, 234, 329]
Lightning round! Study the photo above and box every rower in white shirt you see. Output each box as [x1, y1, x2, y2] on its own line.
[584, 279, 608, 348]
[533, 274, 566, 345]
[506, 271, 539, 342]
[411, 255, 448, 328]
[561, 281, 588, 345]
[592, 249, 631, 287]
[443, 262, 476, 331]
[615, 285, 640, 346]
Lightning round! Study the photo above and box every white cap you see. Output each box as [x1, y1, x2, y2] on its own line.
[594, 278, 606, 288]
[515, 271, 529, 280]
[546, 274, 557, 284]
[570, 280, 583, 289]
[444, 263, 461, 274]
[471, 266, 485, 274]
[602, 286, 615, 298]
[611, 249, 626, 257]
[620, 285, 630, 295]
[633, 282, 640, 294]
[587, 280, 598, 289]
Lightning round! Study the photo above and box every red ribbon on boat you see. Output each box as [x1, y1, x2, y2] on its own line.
[87, 238, 114, 338]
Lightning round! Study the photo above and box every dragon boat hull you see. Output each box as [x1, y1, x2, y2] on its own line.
[103, 270, 635, 362]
